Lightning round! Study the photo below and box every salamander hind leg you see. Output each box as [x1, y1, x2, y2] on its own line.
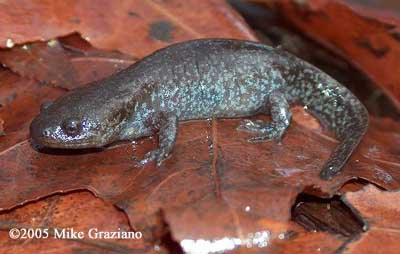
[237, 90, 292, 142]
[139, 113, 178, 166]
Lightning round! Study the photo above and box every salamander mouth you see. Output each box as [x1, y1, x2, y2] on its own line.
[30, 118, 104, 149]
[42, 140, 96, 149]
[31, 136, 100, 149]
[30, 126, 102, 149]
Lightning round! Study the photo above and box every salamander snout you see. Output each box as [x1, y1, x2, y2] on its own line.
[30, 116, 54, 146]
[30, 111, 111, 149]
[30, 116, 45, 146]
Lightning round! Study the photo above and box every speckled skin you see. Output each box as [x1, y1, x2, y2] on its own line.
[30, 39, 369, 180]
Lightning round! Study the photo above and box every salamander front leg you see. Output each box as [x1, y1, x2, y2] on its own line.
[139, 113, 178, 166]
[237, 91, 292, 142]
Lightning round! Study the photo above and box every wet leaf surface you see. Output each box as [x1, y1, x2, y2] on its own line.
[0, 70, 399, 252]
[259, 0, 400, 110]
[342, 185, 400, 254]
[1, 35, 399, 254]
[263, 226, 344, 254]
[292, 195, 364, 237]
[0, 118, 4, 136]
[0, 191, 153, 254]
[0, 35, 136, 90]
[0, 1, 399, 253]
[0, 0, 256, 57]
[0, 40, 77, 88]
[0, 70, 65, 153]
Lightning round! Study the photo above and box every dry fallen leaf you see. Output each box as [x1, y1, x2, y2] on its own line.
[257, 0, 400, 110]
[0, 34, 136, 90]
[0, 85, 399, 253]
[0, 40, 77, 88]
[342, 185, 400, 254]
[0, 0, 256, 57]
[1, 35, 399, 252]
[0, 191, 153, 254]
[0, 1, 399, 253]
[0, 118, 4, 136]
[0, 35, 135, 90]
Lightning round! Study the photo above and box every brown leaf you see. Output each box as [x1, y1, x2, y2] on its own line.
[0, 0, 256, 57]
[341, 185, 400, 254]
[0, 1, 263, 252]
[292, 198, 363, 237]
[0, 191, 153, 253]
[0, 38, 137, 153]
[0, 118, 4, 136]
[259, 0, 400, 110]
[59, 34, 137, 84]
[265, 225, 344, 254]
[0, 40, 77, 88]
[1, 1, 399, 253]
[0, 37, 399, 252]
[0, 69, 65, 152]
[0, 108, 399, 253]
[0, 35, 136, 90]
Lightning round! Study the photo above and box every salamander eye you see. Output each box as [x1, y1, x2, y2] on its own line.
[62, 118, 82, 136]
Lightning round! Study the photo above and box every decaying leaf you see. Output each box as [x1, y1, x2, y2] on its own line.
[0, 35, 136, 90]
[0, 192, 153, 254]
[256, 0, 400, 110]
[292, 197, 364, 237]
[0, 44, 134, 155]
[0, 40, 77, 88]
[0, 92, 399, 253]
[0, 118, 4, 136]
[0, 70, 65, 152]
[1, 35, 399, 252]
[0, 0, 256, 57]
[0, 1, 399, 253]
[341, 185, 400, 254]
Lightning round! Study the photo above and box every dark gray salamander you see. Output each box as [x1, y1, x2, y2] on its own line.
[30, 39, 369, 180]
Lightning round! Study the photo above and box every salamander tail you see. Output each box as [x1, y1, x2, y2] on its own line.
[288, 59, 370, 180]
[319, 112, 368, 180]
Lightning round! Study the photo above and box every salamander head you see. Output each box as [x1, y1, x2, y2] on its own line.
[30, 86, 130, 149]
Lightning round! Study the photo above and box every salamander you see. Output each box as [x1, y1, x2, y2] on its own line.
[29, 39, 369, 180]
